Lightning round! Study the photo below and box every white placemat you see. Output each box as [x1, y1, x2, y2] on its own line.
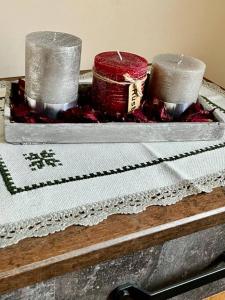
[0, 80, 225, 248]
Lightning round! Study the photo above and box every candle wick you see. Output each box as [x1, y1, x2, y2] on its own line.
[53, 32, 57, 42]
[177, 54, 184, 65]
[117, 51, 123, 61]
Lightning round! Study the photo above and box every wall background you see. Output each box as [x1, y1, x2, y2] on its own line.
[0, 0, 224, 86]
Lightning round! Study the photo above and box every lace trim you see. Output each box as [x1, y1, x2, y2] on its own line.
[1, 169, 225, 248]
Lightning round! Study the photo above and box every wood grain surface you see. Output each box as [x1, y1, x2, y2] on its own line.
[204, 291, 225, 299]
[1, 188, 225, 294]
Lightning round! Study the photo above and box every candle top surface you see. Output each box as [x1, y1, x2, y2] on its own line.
[26, 31, 82, 48]
[94, 51, 148, 79]
[153, 54, 206, 72]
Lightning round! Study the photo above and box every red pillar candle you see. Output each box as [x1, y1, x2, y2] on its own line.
[92, 51, 148, 117]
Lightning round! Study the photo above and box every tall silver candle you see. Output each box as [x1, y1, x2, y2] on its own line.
[25, 31, 82, 118]
[149, 54, 206, 117]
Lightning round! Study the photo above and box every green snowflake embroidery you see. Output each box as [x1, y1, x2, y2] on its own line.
[23, 149, 62, 171]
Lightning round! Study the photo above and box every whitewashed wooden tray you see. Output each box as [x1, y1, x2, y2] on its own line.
[4, 96, 225, 144]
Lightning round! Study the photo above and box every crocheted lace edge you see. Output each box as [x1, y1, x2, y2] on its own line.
[1, 169, 225, 248]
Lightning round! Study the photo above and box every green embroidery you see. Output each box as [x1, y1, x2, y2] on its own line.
[201, 96, 225, 114]
[23, 149, 62, 171]
[0, 156, 18, 194]
[0, 142, 225, 195]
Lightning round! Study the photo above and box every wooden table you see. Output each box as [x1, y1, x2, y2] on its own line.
[1, 187, 225, 295]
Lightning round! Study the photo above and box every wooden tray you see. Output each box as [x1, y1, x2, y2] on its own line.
[4, 95, 225, 144]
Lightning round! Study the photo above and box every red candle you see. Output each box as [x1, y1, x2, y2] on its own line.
[92, 51, 148, 117]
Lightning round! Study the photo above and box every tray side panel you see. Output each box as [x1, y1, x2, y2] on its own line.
[4, 121, 225, 144]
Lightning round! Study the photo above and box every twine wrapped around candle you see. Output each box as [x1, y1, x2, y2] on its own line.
[93, 70, 147, 97]
[92, 51, 148, 117]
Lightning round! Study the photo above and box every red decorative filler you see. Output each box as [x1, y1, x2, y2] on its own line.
[10, 79, 216, 124]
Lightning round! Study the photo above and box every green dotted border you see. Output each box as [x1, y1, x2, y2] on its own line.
[201, 95, 225, 114]
[0, 156, 18, 194]
[1, 141, 225, 195]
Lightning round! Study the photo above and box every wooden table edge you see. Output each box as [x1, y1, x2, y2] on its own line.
[1, 188, 225, 294]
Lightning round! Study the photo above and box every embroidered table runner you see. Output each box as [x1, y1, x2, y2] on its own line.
[0, 80, 225, 248]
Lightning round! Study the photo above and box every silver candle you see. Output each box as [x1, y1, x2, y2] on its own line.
[149, 54, 206, 117]
[25, 31, 82, 118]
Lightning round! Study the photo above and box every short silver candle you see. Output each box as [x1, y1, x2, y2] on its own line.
[25, 31, 82, 118]
[149, 54, 206, 117]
